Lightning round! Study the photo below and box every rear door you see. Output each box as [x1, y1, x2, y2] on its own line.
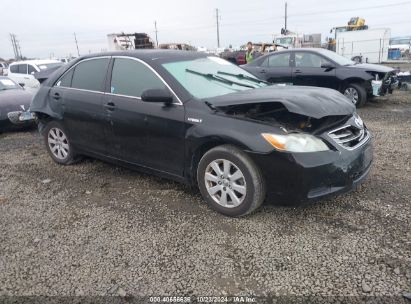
[53, 57, 110, 155]
[255, 52, 293, 84]
[9, 64, 28, 86]
[104, 57, 186, 176]
[292, 51, 337, 89]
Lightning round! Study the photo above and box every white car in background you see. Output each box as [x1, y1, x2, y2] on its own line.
[7, 60, 63, 88]
[0, 62, 8, 76]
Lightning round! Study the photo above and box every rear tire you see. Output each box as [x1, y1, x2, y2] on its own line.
[197, 145, 266, 217]
[343, 83, 367, 107]
[43, 121, 77, 165]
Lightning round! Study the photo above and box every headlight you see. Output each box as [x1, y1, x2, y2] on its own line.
[262, 133, 329, 152]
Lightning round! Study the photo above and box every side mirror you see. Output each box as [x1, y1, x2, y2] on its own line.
[19, 83, 25, 88]
[321, 63, 335, 70]
[141, 88, 173, 104]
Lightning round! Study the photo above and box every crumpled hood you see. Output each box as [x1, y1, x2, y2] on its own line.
[0, 89, 35, 119]
[347, 63, 394, 73]
[206, 85, 356, 119]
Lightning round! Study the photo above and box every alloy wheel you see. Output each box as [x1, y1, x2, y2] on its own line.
[204, 159, 246, 208]
[48, 127, 69, 160]
[344, 87, 359, 105]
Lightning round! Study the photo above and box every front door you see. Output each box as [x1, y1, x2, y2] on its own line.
[104, 57, 185, 176]
[292, 51, 337, 89]
[257, 52, 293, 84]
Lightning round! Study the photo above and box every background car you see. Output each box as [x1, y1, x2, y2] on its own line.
[7, 60, 63, 88]
[0, 76, 36, 131]
[0, 62, 8, 76]
[31, 51, 372, 217]
[242, 48, 397, 107]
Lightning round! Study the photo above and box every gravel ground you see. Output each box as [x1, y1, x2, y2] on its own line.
[0, 91, 410, 303]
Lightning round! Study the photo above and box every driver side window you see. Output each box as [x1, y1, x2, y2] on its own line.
[28, 65, 37, 74]
[295, 52, 331, 68]
[110, 58, 166, 98]
[262, 53, 291, 68]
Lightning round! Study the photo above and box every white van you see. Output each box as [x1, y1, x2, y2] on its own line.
[7, 60, 62, 88]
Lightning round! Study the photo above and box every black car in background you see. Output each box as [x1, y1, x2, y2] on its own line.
[31, 51, 372, 217]
[243, 48, 396, 107]
[0, 76, 36, 131]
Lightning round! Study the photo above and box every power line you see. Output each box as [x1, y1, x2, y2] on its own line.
[219, 0, 411, 28]
[289, 0, 411, 17]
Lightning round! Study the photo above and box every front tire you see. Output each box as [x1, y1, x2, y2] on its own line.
[197, 145, 266, 217]
[44, 121, 76, 165]
[343, 83, 367, 107]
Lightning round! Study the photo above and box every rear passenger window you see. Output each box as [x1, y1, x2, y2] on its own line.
[10, 65, 18, 73]
[110, 58, 166, 97]
[71, 58, 109, 92]
[18, 64, 28, 74]
[263, 53, 291, 68]
[56, 68, 74, 87]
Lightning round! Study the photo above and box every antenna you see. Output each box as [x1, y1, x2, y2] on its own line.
[216, 8, 220, 48]
[285, 2, 288, 32]
[74, 32, 80, 57]
[154, 21, 159, 48]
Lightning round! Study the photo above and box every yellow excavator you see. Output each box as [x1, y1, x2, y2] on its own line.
[328, 17, 368, 50]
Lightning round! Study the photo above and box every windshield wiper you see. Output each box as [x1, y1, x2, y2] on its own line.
[185, 69, 255, 88]
[217, 71, 270, 85]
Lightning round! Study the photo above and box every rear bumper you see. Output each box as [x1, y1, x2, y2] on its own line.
[247, 138, 373, 205]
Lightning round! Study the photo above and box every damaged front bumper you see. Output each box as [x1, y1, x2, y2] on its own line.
[6, 110, 36, 126]
[372, 73, 399, 96]
[247, 136, 373, 205]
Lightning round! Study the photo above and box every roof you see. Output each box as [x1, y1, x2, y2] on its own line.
[9, 59, 61, 66]
[77, 49, 209, 63]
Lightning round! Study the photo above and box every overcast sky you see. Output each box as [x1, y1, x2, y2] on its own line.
[1, 0, 410, 59]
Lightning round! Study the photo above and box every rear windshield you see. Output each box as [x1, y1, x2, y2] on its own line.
[0, 78, 20, 90]
[37, 62, 64, 70]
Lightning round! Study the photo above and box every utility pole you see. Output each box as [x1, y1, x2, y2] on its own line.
[74, 32, 80, 57]
[154, 21, 159, 48]
[284, 2, 288, 32]
[10, 34, 17, 60]
[10, 33, 22, 60]
[216, 8, 220, 48]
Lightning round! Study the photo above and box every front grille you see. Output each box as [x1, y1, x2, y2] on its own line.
[328, 125, 369, 150]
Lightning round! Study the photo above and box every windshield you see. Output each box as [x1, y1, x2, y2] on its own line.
[315, 49, 355, 66]
[37, 62, 64, 70]
[390, 38, 411, 45]
[0, 78, 20, 91]
[275, 37, 293, 45]
[162, 56, 267, 99]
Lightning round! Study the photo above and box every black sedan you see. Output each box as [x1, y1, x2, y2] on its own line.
[242, 48, 397, 107]
[31, 51, 373, 217]
[0, 76, 36, 131]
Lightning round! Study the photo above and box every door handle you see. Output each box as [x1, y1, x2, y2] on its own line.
[294, 69, 302, 74]
[52, 92, 61, 100]
[260, 69, 266, 74]
[104, 102, 116, 111]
